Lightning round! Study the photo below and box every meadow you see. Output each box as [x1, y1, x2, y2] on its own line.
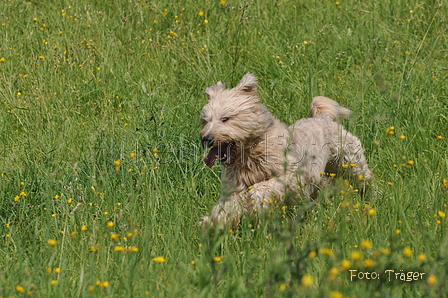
[0, 0, 447, 297]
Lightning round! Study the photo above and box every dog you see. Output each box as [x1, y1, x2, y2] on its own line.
[199, 73, 373, 227]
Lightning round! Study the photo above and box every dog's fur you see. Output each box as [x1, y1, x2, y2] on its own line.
[200, 73, 373, 227]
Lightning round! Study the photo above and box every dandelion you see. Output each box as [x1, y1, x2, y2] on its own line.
[340, 259, 351, 270]
[279, 283, 287, 291]
[114, 246, 125, 252]
[213, 256, 222, 262]
[48, 239, 58, 246]
[417, 253, 426, 262]
[350, 250, 361, 260]
[437, 136, 443, 140]
[399, 135, 406, 139]
[127, 246, 139, 252]
[329, 267, 339, 280]
[407, 160, 415, 166]
[380, 247, 390, 255]
[203, 19, 209, 24]
[368, 208, 376, 217]
[153, 256, 166, 263]
[438, 211, 445, 218]
[361, 239, 373, 250]
[106, 221, 114, 228]
[50, 280, 57, 286]
[16, 285, 25, 293]
[81, 225, 87, 231]
[307, 250, 317, 258]
[88, 285, 95, 292]
[364, 258, 375, 267]
[329, 291, 343, 298]
[129, 152, 136, 158]
[301, 274, 314, 287]
[198, 11, 204, 16]
[427, 274, 437, 286]
[0, 57, 5, 62]
[219, 0, 226, 5]
[110, 233, 120, 240]
[319, 247, 334, 257]
[405, 51, 411, 55]
[403, 246, 412, 257]
[341, 164, 348, 169]
[395, 229, 401, 235]
[113, 160, 121, 166]
[386, 126, 395, 135]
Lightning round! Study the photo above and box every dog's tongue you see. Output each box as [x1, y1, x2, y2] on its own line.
[204, 147, 219, 168]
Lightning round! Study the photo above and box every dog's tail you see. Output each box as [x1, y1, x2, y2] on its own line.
[310, 96, 352, 122]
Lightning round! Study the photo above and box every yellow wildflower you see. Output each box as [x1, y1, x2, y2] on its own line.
[301, 274, 314, 287]
[340, 259, 351, 270]
[350, 250, 361, 260]
[48, 239, 58, 246]
[153, 256, 166, 263]
[329, 291, 343, 298]
[307, 250, 317, 258]
[427, 274, 437, 286]
[364, 258, 375, 267]
[403, 246, 412, 257]
[417, 253, 426, 262]
[361, 239, 373, 250]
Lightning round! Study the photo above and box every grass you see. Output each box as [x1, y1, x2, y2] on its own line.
[0, 0, 447, 297]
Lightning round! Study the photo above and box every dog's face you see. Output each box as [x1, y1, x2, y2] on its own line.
[200, 73, 272, 167]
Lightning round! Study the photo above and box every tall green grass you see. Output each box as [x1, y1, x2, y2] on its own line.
[0, 0, 447, 297]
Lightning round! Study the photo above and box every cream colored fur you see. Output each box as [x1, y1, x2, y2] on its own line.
[200, 73, 373, 227]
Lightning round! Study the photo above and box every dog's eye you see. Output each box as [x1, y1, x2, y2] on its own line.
[222, 117, 229, 122]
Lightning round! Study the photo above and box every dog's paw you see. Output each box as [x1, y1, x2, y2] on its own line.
[248, 187, 272, 212]
[198, 215, 212, 228]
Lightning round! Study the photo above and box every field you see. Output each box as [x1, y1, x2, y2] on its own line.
[0, 0, 447, 297]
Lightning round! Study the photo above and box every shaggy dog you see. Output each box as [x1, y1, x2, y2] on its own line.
[200, 73, 373, 227]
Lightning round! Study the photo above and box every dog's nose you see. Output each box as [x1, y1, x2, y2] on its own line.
[202, 135, 214, 147]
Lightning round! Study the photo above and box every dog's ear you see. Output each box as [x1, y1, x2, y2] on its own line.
[205, 81, 226, 99]
[235, 72, 257, 94]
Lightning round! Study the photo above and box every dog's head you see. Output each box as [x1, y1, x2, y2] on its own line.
[200, 73, 273, 167]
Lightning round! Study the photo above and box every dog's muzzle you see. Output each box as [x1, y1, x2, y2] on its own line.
[202, 136, 232, 168]
[202, 135, 214, 148]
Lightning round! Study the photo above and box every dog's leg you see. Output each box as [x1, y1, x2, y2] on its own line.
[199, 193, 244, 228]
[340, 132, 375, 196]
[246, 178, 292, 212]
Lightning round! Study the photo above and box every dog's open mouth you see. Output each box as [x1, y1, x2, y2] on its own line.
[204, 142, 232, 168]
